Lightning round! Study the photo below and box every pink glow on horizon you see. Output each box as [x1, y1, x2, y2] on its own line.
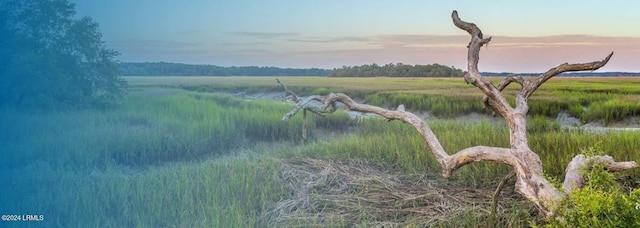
[206, 35, 639, 72]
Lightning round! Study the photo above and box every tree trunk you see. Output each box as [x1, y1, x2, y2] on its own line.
[279, 11, 638, 217]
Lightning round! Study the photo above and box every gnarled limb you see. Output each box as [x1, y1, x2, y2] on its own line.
[491, 171, 516, 223]
[452, 11, 512, 119]
[279, 11, 638, 217]
[278, 80, 329, 141]
[523, 52, 613, 100]
[483, 74, 526, 116]
[276, 78, 300, 103]
[281, 95, 332, 121]
[482, 53, 613, 114]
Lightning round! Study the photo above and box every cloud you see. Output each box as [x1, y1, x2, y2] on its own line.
[471, 35, 640, 72]
[286, 36, 373, 43]
[228, 31, 298, 39]
[488, 35, 640, 49]
[107, 38, 288, 66]
[219, 41, 271, 46]
[284, 34, 468, 48]
[107, 39, 209, 62]
[370, 34, 468, 48]
[178, 29, 207, 35]
[109, 39, 202, 50]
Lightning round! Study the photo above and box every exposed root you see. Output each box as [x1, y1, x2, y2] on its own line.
[262, 158, 535, 227]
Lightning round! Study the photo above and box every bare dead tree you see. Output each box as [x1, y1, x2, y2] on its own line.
[278, 11, 638, 217]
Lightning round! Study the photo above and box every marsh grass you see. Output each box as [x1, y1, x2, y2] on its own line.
[2, 92, 308, 169]
[138, 76, 640, 123]
[3, 77, 640, 227]
[2, 153, 287, 227]
[1, 92, 303, 227]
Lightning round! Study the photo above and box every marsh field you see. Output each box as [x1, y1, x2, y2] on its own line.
[2, 76, 640, 227]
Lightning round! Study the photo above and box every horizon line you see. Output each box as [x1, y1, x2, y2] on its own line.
[118, 61, 640, 74]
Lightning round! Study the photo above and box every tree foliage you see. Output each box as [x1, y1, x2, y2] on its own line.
[0, 0, 125, 110]
[329, 63, 464, 77]
[542, 158, 640, 227]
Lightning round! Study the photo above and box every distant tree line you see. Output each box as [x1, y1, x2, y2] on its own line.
[329, 63, 465, 77]
[119, 62, 639, 78]
[119, 62, 331, 76]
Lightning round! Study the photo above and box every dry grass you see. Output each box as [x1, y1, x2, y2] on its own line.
[263, 158, 537, 227]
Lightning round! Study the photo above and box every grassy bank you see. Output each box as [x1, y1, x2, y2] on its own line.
[2, 78, 639, 227]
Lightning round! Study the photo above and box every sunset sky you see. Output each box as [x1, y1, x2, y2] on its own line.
[72, 0, 640, 73]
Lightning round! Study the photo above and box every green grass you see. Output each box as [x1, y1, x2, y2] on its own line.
[127, 76, 640, 122]
[2, 77, 640, 227]
[2, 92, 308, 169]
[3, 153, 287, 227]
[2, 92, 300, 227]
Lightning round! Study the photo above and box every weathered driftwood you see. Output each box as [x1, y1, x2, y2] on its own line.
[279, 11, 638, 216]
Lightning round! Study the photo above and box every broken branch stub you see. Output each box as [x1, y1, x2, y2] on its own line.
[279, 11, 638, 217]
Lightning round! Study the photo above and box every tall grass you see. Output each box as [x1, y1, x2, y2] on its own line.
[2, 91, 303, 227]
[284, 115, 639, 187]
[142, 76, 640, 123]
[1, 88, 357, 227]
[2, 92, 308, 169]
[2, 81, 639, 227]
[2, 154, 287, 227]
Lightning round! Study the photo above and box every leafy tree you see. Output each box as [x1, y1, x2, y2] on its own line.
[0, 0, 125, 110]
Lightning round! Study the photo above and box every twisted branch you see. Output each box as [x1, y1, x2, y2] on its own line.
[482, 53, 613, 114]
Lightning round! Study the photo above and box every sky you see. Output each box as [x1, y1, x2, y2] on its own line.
[72, 0, 640, 73]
